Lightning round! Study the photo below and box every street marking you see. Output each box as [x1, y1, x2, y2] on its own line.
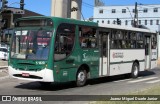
[113, 77, 142, 83]
[128, 77, 158, 83]
[113, 79, 131, 82]
[146, 79, 160, 84]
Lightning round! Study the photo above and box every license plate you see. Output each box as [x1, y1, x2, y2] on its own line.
[22, 73, 30, 77]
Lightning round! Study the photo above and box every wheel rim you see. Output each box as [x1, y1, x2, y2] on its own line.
[133, 66, 138, 76]
[78, 71, 85, 82]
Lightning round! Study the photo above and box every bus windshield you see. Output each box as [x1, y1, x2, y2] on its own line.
[11, 29, 52, 60]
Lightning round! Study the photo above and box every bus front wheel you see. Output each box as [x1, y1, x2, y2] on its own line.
[131, 62, 139, 78]
[76, 69, 87, 87]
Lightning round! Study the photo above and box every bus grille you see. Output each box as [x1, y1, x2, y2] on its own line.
[13, 74, 43, 79]
[17, 68, 41, 71]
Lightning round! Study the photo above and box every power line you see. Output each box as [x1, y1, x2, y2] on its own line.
[82, 2, 94, 9]
[82, 2, 94, 7]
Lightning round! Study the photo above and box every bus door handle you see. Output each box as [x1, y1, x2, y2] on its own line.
[66, 59, 75, 64]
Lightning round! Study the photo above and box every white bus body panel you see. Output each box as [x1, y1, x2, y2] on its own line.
[99, 57, 108, 76]
[109, 50, 145, 76]
[8, 66, 54, 82]
[145, 55, 150, 69]
[151, 49, 158, 69]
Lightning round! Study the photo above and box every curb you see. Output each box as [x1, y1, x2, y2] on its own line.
[0, 66, 8, 69]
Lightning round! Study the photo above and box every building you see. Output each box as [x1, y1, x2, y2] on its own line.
[0, 7, 43, 45]
[1, 7, 43, 29]
[93, 4, 160, 31]
[51, 0, 82, 20]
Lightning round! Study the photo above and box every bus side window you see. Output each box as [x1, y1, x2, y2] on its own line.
[151, 34, 157, 49]
[79, 27, 97, 48]
[124, 31, 128, 39]
[131, 40, 136, 48]
[110, 40, 114, 48]
[54, 23, 75, 61]
[122, 40, 126, 48]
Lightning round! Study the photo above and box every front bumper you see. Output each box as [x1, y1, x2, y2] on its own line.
[8, 66, 54, 82]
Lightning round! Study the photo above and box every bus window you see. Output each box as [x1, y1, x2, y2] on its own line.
[137, 41, 144, 49]
[131, 40, 136, 48]
[79, 27, 97, 48]
[116, 30, 123, 39]
[110, 40, 115, 48]
[117, 40, 122, 48]
[111, 30, 116, 39]
[54, 23, 75, 61]
[126, 41, 131, 48]
[137, 32, 144, 49]
[151, 34, 157, 49]
[111, 30, 125, 49]
[137, 32, 143, 40]
[122, 40, 127, 48]
[124, 31, 128, 39]
[130, 32, 136, 40]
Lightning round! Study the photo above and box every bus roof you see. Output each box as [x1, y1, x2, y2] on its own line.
[16, 16, 156, 34]
[16, 16, 98, 27]
[99, 24, 156, 33]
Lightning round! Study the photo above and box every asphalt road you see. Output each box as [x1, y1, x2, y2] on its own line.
[0, 67, 160, 104]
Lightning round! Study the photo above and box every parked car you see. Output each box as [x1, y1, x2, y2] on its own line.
[0, 42, 10, 51]
[0, 42, 8, 48]
[0, 47, 9, 60]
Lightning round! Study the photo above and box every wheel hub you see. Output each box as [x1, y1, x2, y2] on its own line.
[134, 66, 138, 76]
[78, 72, 85, 82]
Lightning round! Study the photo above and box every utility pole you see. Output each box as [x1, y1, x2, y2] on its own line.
[134, 2, 138, 27]
[2, 0, 8, 11]
[20, 0, 24, 10]
[68, 0, 71, 18]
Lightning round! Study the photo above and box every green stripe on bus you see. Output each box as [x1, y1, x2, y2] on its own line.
[110, 60, 145, 64]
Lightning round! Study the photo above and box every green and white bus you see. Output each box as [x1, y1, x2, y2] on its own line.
[8, 16, 158, 87]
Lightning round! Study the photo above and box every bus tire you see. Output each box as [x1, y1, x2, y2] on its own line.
[76, 69, 87, 87]
[131, 62, 139, 78]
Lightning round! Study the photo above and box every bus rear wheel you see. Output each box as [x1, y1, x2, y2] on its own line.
[76, 69, 87, 87]
[131, 62, 139, 78]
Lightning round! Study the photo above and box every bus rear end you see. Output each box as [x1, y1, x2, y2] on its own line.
[8, 17, 54, 82]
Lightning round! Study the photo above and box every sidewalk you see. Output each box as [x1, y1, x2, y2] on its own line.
[0, 70, 8, 78]
[0, 60, 8, 78]
[0, 68, 8, 79]
[0, 66, 8, 69]
[0, 66, 8, 70]
[0, 60, 8, 69]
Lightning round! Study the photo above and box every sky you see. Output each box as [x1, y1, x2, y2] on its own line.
[6, 0, 160, 19]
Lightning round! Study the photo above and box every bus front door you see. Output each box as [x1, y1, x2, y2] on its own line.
[99, 31, 109, 76]
[145, 36, 151, 70]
